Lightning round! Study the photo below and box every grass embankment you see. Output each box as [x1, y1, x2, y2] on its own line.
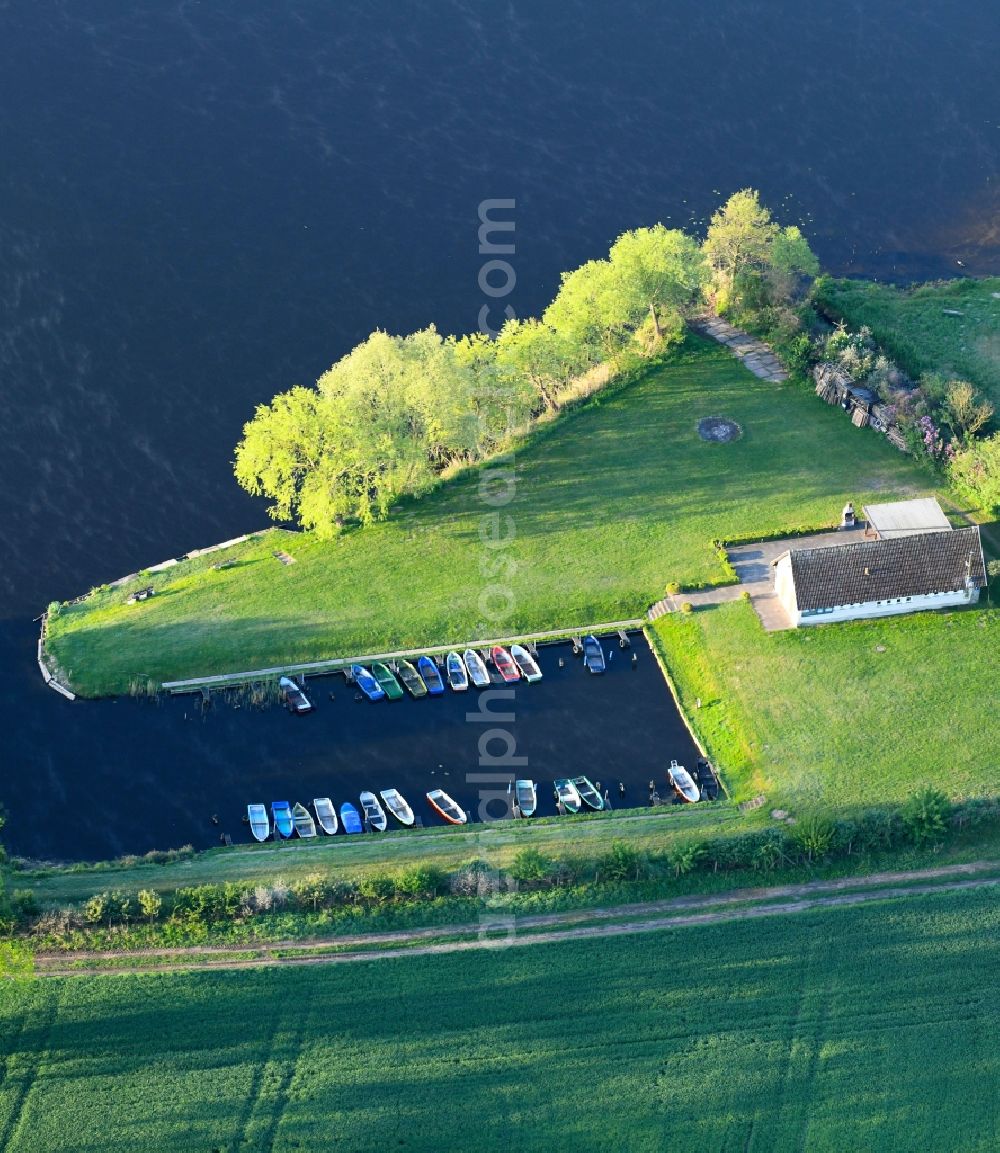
[46, 337, 928, 696]
[3, 887, 1000, 1150]
[653, 600, 1000, 805]
[816, 275, 1000, 405]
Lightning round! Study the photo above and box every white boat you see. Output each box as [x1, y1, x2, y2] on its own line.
[279, 675, 313, 713]
[426, 788, 468, 825]
[360, 790, 388, 832]
[379, 788, 415, 827]
[515, 779, 537, 817]
[464, 648, 491, 688]
[510, 644, 542, 682]
[446, 651, 469, 691]
[554, 778, 583, 813]
[667, 759, 700, 803]
[291, 802, 317, 838]
[247, 803, 270, 842]
[573, 776, 604, 811]
[312, 797, 338, 835]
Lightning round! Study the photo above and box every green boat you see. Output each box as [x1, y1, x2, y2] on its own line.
[371, 661, 404, 700]
[397, 659, 428, 698]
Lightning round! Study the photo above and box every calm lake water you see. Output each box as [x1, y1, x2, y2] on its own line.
[1, 1, 997, 860]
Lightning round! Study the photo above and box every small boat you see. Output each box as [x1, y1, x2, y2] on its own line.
[360, 790, 388, 832]
[380, 788, 415, 827]
[426, 788, 468, 825]
[553, 779, 582, 814]
[417, 656, 445, 695]
[582, 635, 606, 675]
[696, 759, 720, 801]
[351, 664, 385, 702]
[510, 644, 542, 683]
[397, 659, 428, 699]
[292, 802, 317, 838]
[247, 803, 270, 842]
[515, 779, 537, 817]
[464, 648, 491, 688]
[446, 651, 469, 691]
[313, 797, 338, 836]
[279, 675, 313, 713]
[371, 661, 404, 701]
[491, 645, 520, 683]
[667, 759, 700, 804]
[340, 802, 363, 834]
[271, 800, 294, 839]
[573, 776, 604, 811]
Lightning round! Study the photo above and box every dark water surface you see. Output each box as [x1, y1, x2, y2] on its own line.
[1, 1, 998, 859]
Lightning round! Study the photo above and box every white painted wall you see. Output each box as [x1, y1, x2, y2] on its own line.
[796, 587, 979, 627]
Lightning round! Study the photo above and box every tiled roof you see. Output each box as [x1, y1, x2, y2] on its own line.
[789, 527, 986, 612]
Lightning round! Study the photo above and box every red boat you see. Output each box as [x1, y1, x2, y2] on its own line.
[491, 646, 521, 683]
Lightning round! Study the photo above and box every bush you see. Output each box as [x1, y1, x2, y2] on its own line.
[396, 865, 446, 899]
[599, 841, 647, 882]
[902, 787, 951, 847]
[510, 848, 552, 887]
[790, 811, 836, 863]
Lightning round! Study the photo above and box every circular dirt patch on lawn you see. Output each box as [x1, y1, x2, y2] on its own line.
[698, 416, 742, 443]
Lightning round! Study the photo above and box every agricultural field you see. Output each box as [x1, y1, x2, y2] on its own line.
[45, 337, 929, 696]
[2, 886, 999, 1151]
[816, 276, 1000, 406]
[653, 599, 1000, 805]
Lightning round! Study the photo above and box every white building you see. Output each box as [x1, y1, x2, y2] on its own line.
[773, 525, 986, 627]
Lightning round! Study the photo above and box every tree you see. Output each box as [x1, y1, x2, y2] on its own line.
[703, 189, 818, 313]
[542, 259, 631, 364]
[943, 380, 994, 441]
[607, 225, 705, 343]
[949, 432, 1000, 511]
[509, 847, 551, 886]
[493, 319, 578, 413]
[138, 889, 162, 924]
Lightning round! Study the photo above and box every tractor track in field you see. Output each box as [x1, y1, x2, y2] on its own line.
[30, 860, 1000, 977]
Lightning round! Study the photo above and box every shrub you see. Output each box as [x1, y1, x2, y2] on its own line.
[599, 841, 647, 882]
[902, 787, 951, 847]
[510, 848, 552, 887]
[357, 873, 397, 905]
[790, 811, 836, 863]
[396, 865, 446, 899]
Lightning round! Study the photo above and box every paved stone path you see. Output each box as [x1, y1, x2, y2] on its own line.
[691, 315, 789, 382]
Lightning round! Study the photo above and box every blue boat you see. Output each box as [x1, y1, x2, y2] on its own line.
[417, 656, 445, 695]
[351, 664, 386, 701]
[271, 800, 294, 838]
[340, 802, 363, 834]
[582, 635, 606, 675]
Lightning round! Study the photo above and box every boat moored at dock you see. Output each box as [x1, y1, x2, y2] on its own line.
[396, 660, 427, 699]
[417, 656, 445, 695]
[515, 779, 537, 817]
[553, 779, 583, 813]
[292, 801, 317, 837]
[426, 788, 467, 824]
[340, 802, 363, 834]
[279, 676, 313, 713]
[573, 776, 604, 810]
[351, 665, 386, 702]
[446, 651, 469, 691]
[491, 645, 520, 683]
[667, 759, 700, 803]
[582, 636, 606, 674]
[248, 803, 270, 842]
[464, 649, 491, 688]
[360, 790, 388, 831]
[380, 788, 415, 826]
[371, 662, 405, 701]
[510, 644, 542, 682]
[271, 800, 294, 838]
[313, 797, 338, 835]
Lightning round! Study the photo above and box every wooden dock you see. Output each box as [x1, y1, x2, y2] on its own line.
[160, 619, 646, 695]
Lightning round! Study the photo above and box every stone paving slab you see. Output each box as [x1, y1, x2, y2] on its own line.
[691, 316, 789, 382]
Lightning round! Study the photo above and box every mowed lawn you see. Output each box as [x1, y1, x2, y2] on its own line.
[654, 600, 1000, 804]
[48, 338, 928, 695]
[2, 888, 1000, 1151]
[818, 276, 1000, 406]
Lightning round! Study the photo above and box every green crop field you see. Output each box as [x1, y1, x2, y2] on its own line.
[2, 887, 999, 1151]
[46, 338, 929, 696]
[652, 599, 1000, 805]
[816, 276, 1000, 406]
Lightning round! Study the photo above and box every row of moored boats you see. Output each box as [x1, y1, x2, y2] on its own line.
[248, 787, 471, 840]
[350, 644, 543, 702]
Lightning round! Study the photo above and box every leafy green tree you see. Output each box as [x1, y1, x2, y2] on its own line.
[703, 189, 817, 313]
[83, 892, 108, 925]
[493, 319, 579, 413]
[944, 382, 995, 442]
[949, 433, 1000, 511]
[509, 847, 552, 886]
[395, 865, 446, 899]
[543, 259, 630, 363]
[607, 225, 705, 343]
[138, 889, 162, 924]
[902, 787, 951, 847]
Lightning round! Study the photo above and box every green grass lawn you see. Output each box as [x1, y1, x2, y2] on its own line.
[816, 275, 1000, 405]
[47, 338, 929, 696]
[653, 600, 1000, 805]
[2, 887, 999, 1151]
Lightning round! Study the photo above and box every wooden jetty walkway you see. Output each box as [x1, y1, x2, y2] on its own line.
[161, 619, 647, 694]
